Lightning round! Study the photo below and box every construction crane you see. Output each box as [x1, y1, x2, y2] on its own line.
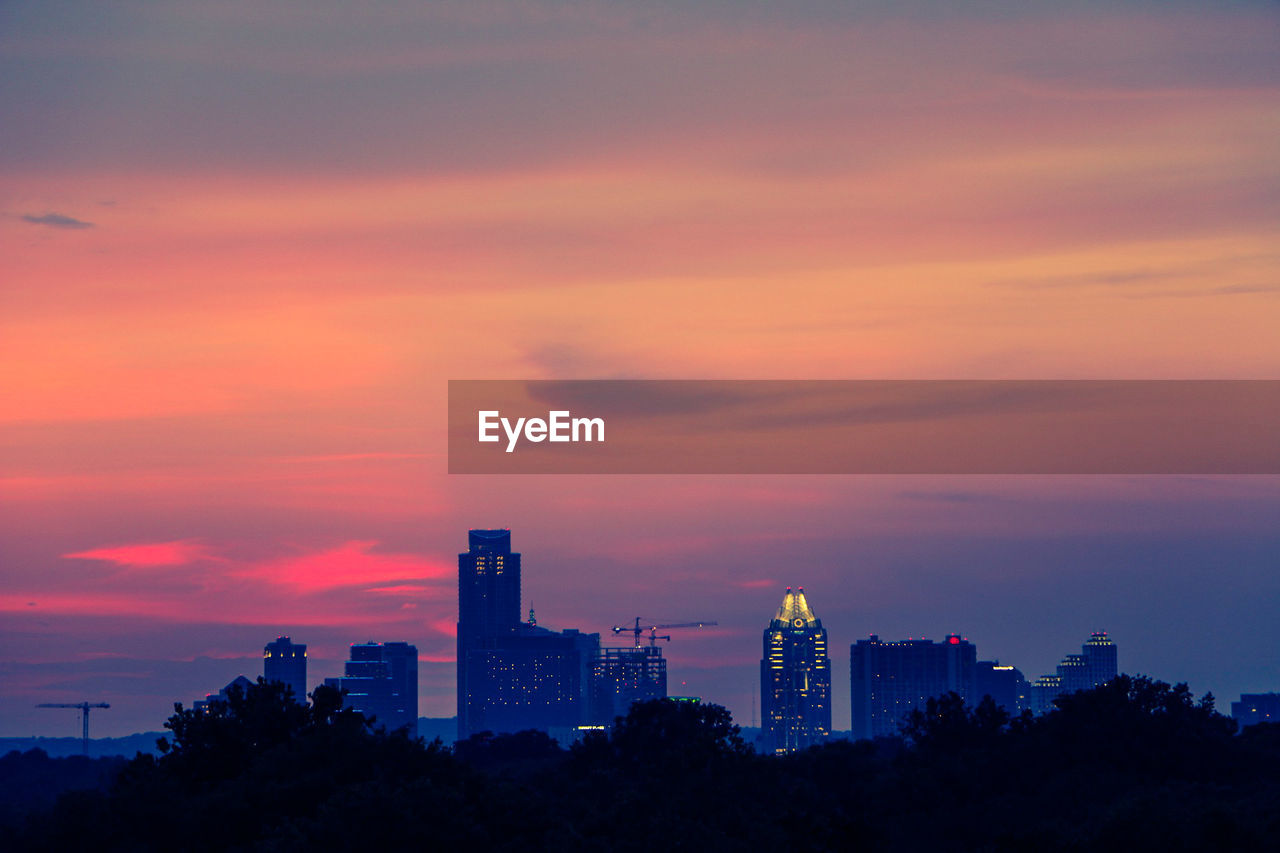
[36, 702, 110, 755]
[612, 618, 717, 649]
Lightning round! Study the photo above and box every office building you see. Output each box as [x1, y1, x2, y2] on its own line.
[458, 529, 522, 641]
[457, 529, 599, 739]
[591, 645, 668, 724]
[850, 634, 977, 740]
[465, 624, 599, 737]
[458, 529, 520, 737]
[761, 587, 832, 754]
[974, 660, 1028, 714]
[1231, 693, 1280, 729]
[326, 641, 418, 735]
[1029, 632, 1117, 714]
[263, 636, 307, 703]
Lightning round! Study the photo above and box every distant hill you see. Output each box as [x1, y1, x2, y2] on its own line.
[0, 732, 164, 759]
[417, 717, 457, 745]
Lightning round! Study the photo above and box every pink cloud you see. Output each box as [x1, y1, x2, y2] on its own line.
[429, 618, 457, 637]
[63, 539, 214, 568]
[733, 579, 777, 590]
[419, 652, 455, 663]
[366, 583, 437, 596]
[238, 540, 452, 593]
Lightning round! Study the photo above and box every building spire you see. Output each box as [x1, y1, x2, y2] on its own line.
[773, 586, 819, 627]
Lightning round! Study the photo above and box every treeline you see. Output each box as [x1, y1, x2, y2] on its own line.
[0, 731, 165, 759]
[6, 676, 1280, 851]
[0, 748, 126, 828]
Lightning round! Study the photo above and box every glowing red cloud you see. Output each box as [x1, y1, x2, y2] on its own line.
[63, 539, 214, 568]
[239, 540, 451, 593]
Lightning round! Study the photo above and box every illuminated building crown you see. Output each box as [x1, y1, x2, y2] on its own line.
[771, 587, 819, 629]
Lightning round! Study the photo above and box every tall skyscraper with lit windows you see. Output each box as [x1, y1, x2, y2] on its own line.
[458, 529, 522, 642]
[263, 636, 307, 703]
[458, 529, 521, 737]
[457, 529, 598, 740]
[761, 587, 832, 755]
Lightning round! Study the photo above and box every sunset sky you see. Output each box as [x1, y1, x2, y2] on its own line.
[2, 0, 1278, 737]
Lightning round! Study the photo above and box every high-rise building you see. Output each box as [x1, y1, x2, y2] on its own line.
[850, 634, 977, 740]
[263, 636, 307, 703]
[1083, 631, 1118, 687]
[458, 529, 520, 738]
[591, 645, 668, 724]
[1029, 632, 1117, 714]
[457, 529, 599, 740]
[761, 588, 832, 755]
[458, 529, 522, 640]
[326, 641, 418, 735]
[1231, 693, 1280, 729]
[974, 660, 1028, 715]
[465, 625, 599, 737]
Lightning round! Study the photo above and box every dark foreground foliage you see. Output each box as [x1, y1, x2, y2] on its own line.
[0, 748, 126, 826]
[7, 676, 1280, 852]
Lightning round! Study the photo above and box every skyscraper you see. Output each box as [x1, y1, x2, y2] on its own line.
[1029, 631, 1117, 714]
[457, 529, 599, 740]
[761, 587, 832, 755]
[458, 529, 521, 738]
[458, 529, 522, 642]
[263, 636, 307, 703]
[326, 641, 418, 735]
[850, 634, 977, 740]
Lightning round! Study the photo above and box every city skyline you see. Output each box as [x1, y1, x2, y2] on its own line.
[7, 512, 1279, 738]
[6, 507, 1277, 739]
[3, 0, 1278, 739]
[46, 577, 1115, 744]
[12, 528, 1247, 743]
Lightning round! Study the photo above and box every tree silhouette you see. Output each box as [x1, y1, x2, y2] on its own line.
[576, 698, 748, 769]
[10, 677, 1279, 852]
[900, 691, 1014, 752]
